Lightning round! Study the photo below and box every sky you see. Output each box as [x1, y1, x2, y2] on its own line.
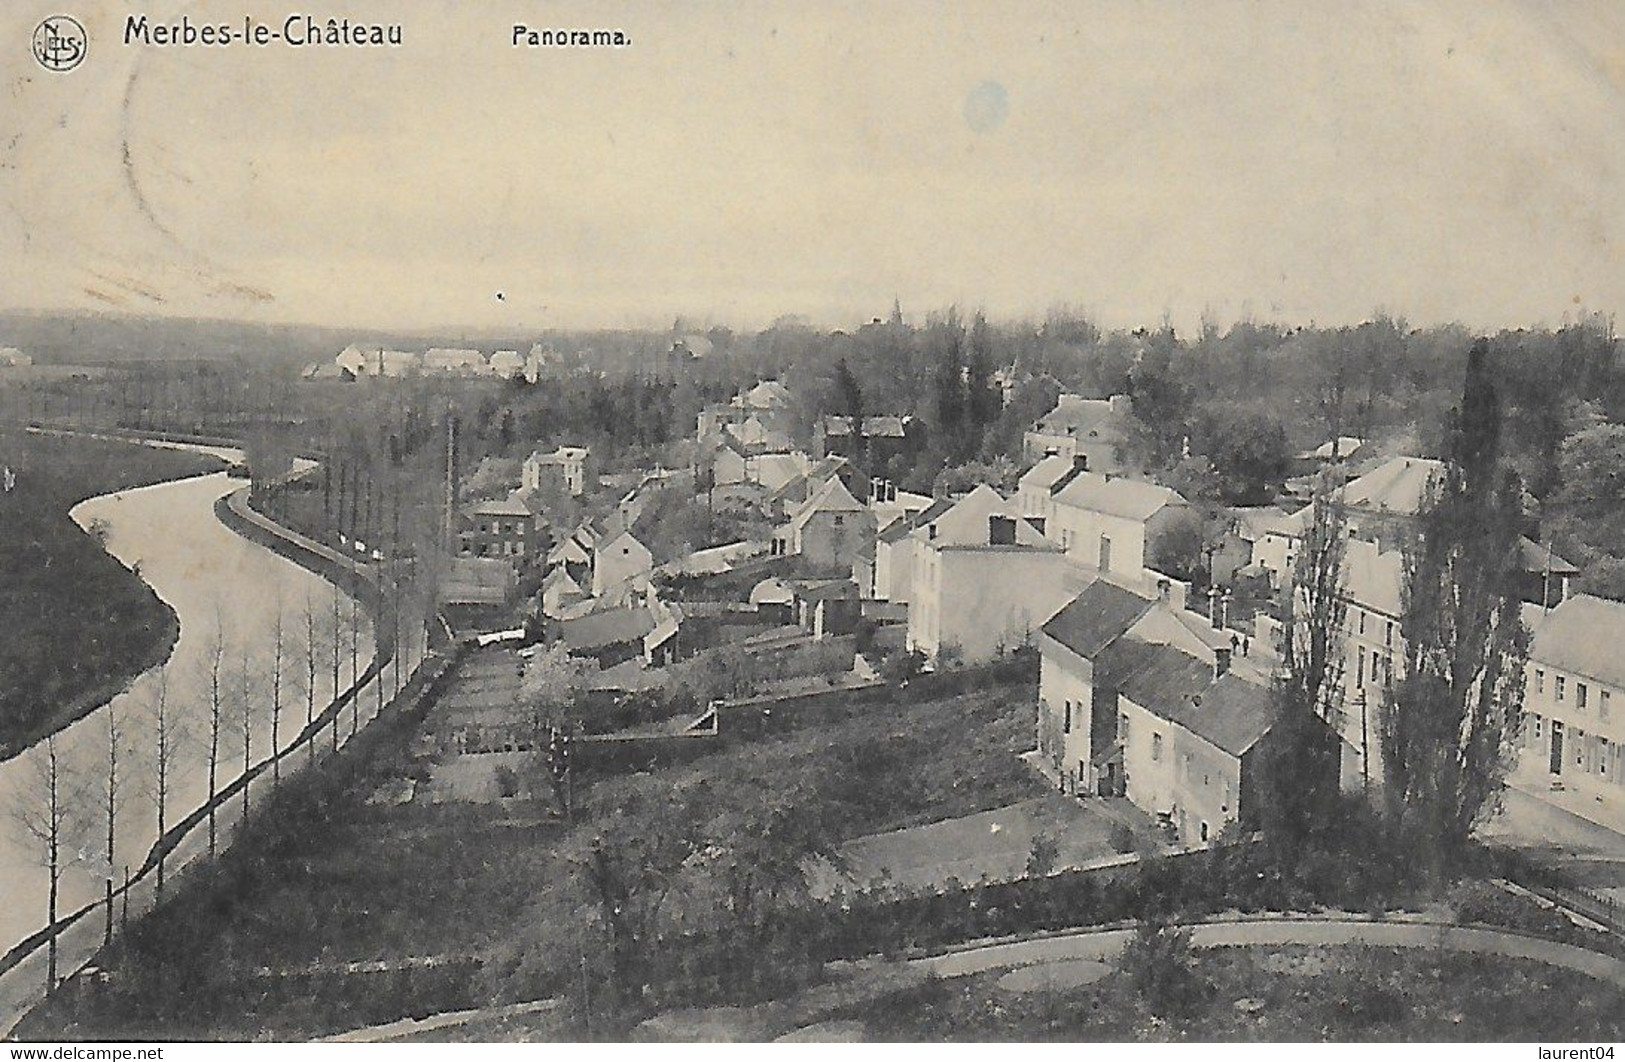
[2, 0, 1623, 336]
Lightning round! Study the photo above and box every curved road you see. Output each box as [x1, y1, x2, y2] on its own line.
[0, 468, 376, 1033]
[918, 916, 1625, 990]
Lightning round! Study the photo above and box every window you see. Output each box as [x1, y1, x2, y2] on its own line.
[1556, 676, 1566, 702]
[1063, 700, 1072, 734]
[1152, 733, 1163, 761]
[1602, 691, 1612, 721]
[1098, 535, 1113, 571]
[1534, 715, 1544, 741]
[1385, 621, 1394, 648]
[1200, 821, 1210, 843]
[833, 514, 845, 527]
[1578, 683, 1589, 711]
[1536, 669, 1545, 694]
[1358, 611, 1366, 635]
[1119, 713, 1129, 741]
[1356, 647, 1366, 687]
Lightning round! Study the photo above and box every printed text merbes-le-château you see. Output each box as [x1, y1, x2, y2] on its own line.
[123, 14, 403, 48]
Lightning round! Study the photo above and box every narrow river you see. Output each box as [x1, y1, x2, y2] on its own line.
[0, 467, 389, 1032]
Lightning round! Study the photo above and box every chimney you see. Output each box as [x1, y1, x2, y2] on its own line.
[988, 514, 1017, 546]
[1157, 578, 1171, 603]
[1109, 394, 1133, 417]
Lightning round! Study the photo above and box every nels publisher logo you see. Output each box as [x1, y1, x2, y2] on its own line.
[32, 14, 87, 72]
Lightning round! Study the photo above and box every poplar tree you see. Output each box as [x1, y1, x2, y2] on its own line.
[1378, 338, 1529, 878]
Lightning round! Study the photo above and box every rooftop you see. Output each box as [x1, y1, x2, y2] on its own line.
[1336, 456, 1445, 515]
[1528, 593, 1625, 691]
[1019, 454, 1078, 494]
[820, 414, 911, 438]
[1029, 393, 1134, 440]
[1041, 580, 1155, 660]
[919, 484, 1055, 549]
[1052, 471, 1186, 522]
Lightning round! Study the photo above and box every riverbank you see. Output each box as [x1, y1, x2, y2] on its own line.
[0, 427, 226, 758]
[0, 465, 395, 1036]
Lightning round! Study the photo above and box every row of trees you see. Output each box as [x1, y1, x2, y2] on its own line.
[8, 582, 405, 992]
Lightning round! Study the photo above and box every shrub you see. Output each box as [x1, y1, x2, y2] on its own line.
[493, 764, 520, 799]
[1121, 921, 1210, 1018]
[1026, 832, 1060, 878]
[1109, 822, 1137, 855]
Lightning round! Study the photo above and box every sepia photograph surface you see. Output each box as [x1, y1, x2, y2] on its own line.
[2, 0, 1625, 1048]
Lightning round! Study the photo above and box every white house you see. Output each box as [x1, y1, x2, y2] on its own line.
[1037, 577, 1243, 797]
[1515, 594, 1625, 828]
[871, 497, 953, 603]
[1048, 470, 1188, 578]
[591, 530, 654, 599]
[1115, 654, 1276, 847]
[905, 485, 1089, 666]
[489, 350, 525, 377]
[1016, 454, 1078, 531]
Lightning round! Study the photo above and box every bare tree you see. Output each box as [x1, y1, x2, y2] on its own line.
[349, 591, 363, 738]
[145, 666, 180, 901]
[98, 689, 127, 942]
[203, 618, 227, 857]
[268, 599, 286, 787]
[236, 645, 258, 821]
[330, 582, 344, 752]
[300, 585, 324, 767]
[13, 733, 81, 991]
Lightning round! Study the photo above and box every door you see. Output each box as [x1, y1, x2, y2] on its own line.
[1550, 720, 1564, 776]
[1098, 534, 1112, 572]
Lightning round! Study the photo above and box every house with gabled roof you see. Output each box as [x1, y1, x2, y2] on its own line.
[815, 415, 924, 469]
[697, 378, 795, 441]
[1023, 393, 1139, 472]
[592, 530, 654, 599]
[905, 485, 1090, 666]
[1016, 454, 1077, 530]
[1046, 468, 1189, 577]
[771, 474, 876, 573]
[1036, 574, 1319, 845]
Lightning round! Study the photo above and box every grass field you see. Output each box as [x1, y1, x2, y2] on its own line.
[0, 428, 224, 756]
[849, 945, 1625, 1042]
